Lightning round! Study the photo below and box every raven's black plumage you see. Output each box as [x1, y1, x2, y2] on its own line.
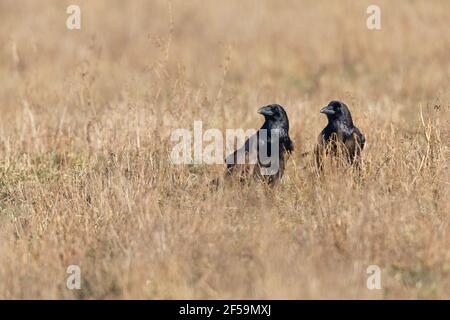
[315, 100, 365, 169]
[225, 104, 293, 186]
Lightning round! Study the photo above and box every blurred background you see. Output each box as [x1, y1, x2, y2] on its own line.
[1, 1, 449, 126]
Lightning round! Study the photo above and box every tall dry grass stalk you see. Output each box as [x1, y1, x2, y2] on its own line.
[0, 0, 449, 299]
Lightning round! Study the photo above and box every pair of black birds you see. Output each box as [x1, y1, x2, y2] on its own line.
[225, 100, 365, 186]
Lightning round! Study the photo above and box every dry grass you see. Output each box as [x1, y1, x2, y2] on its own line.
[0, 0, 449, 299]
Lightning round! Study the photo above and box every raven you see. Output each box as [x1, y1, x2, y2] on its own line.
[315, 100, 365, 170]
[225, 104, 293, 186]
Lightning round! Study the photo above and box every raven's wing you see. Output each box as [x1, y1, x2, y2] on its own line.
[353, 126, 365, 150]
[283, 137, 294, 154]
[342, 127, 365, 165]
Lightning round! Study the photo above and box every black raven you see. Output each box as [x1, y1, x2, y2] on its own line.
[315, 100, 365, 170]
[225, 104, 293, 186]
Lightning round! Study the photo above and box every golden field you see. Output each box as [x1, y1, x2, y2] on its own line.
[0, 0, 449, 299]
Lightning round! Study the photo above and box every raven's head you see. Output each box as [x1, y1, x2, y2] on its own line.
[320, 100, 354, 126]
[258, 104, 289, 130]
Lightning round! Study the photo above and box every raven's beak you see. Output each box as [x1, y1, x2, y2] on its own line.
[258, 106, 274, 116]
[320, 105, 335, 115]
